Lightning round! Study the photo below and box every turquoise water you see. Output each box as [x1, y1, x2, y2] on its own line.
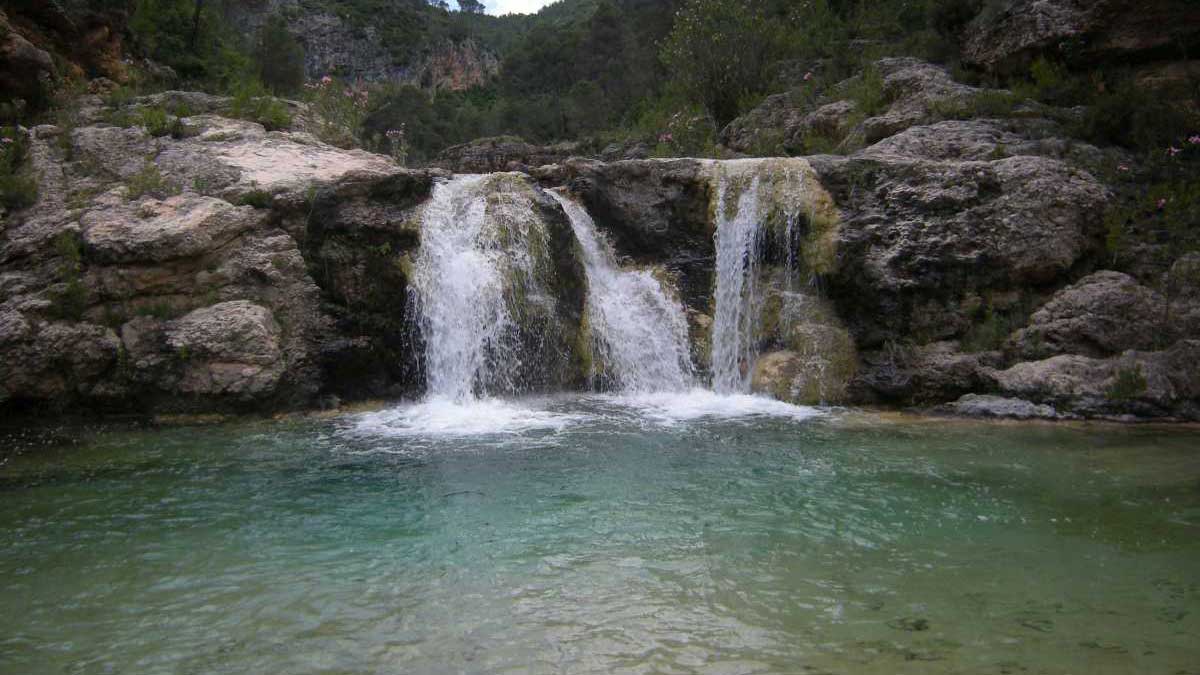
[2, 394, 1198, 674]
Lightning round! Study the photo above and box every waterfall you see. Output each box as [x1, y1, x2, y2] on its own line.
[409, 174, 558, 401]
[710, 174, 767, 394]
[709, 159, 836, 394]
[549, 191, 695, 393]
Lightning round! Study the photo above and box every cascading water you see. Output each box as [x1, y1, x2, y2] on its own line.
[708, 159, 837, 394]
[408, 175, 502, 401]
[710, 174, 767, 394]
[548, 191, 694, 393]
[408, 174, 560, 402]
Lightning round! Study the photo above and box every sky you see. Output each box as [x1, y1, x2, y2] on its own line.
[478, 0, 556, 15]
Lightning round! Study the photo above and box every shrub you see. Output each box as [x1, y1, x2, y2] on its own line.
[846, 64, 887, 117]
[961, 304, 1013, 353]
[139, 106, 172, 137]
[237, 189, 273, 209]
[231, 79, 294, 132]
[48, 231, 87, 321]
[660, 0, 780, 129]
[126, 162, 176, 201]
[1106, 364, 1147, 401]
[0, 127, 38, 211]
[305, 75, 368, 147]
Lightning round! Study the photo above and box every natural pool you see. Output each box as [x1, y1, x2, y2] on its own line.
[2, 393, 1198, 674]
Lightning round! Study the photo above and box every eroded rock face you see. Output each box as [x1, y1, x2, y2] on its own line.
[963, 0, 1200, 74]
[436, 137, 585, 174]
[1008, 271, 1173, 359]
[537, 158, 716, 312]
[990, 341, 1200, 420]
[814, 151, 1109, 347]
[0, 103, 436, 415]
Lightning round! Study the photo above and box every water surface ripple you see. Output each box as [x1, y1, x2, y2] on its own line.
[2, 398, 1198, 674]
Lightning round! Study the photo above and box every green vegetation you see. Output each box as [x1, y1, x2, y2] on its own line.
[49, 231, 88, 321]
[138, 106, 172, 137]
[1106, 364, 1148, 402]
[961, 304, 1016, 353]
[237, 190, 273, 209]
[0, 127, 38, 211]
[126, 162, 177, 201]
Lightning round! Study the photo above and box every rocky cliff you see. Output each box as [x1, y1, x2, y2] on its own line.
[3, 49, 1198, 421]
[226, 0, 500, 90]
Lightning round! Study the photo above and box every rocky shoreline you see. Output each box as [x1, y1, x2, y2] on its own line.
[2, 58, 1198, 424]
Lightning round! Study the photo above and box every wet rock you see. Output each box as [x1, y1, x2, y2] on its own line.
[939, 394, 1064, 420]
[853, 341, 1003, 404]
[537, 158, 714, 311]
[753, 288, 858, 405]
[991, 340, 1200, 419]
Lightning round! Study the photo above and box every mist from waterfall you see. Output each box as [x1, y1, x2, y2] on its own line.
[549, 191, 695, 393]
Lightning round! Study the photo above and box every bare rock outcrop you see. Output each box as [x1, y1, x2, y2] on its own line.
[963, 0, 1200, 75]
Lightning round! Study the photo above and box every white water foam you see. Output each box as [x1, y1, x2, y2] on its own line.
[548, 191, 695, 393]
[607, 389, 823, 425]
[354, 397, 586, 438]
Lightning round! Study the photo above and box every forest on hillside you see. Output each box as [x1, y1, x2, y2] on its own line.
[1, 0, 1197, 168]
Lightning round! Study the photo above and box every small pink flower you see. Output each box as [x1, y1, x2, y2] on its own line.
[321, 75, 333, 85]
[0, 137, 12, 145]
[658, 132, 674, 143]
[803, 71, 813, 81]
[1157, 197, 1167, 210]
[1189, 135, 1200, 145]
[1167, 146, 1182, 157]
[1117, 164, 1129, 172]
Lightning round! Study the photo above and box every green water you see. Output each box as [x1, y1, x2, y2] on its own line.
[2, 395, 1198, 674]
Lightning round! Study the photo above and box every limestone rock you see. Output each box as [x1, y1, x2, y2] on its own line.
[854, 58, 980, 146]
[81, 195, 265, 264]
[436, 136, 585, 173]
[813, 151, 1109, 346]
[1008, 271, 1174, 359]
[991, 340, 1200, 419]
[963, 0, 1200, 74]
[165, 301, 286, 400]
[939, 394, 1064, 420]
[0, 320, 120, 405]
[854, 341, 1004, 404]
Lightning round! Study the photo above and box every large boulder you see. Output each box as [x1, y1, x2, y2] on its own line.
[963, 0, 1200, 74]
[990, 340, 1200, 420]
[813, 151, 1110, 347]
[0, 104, 438, 416]
[1007, 271, 1185, 359]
